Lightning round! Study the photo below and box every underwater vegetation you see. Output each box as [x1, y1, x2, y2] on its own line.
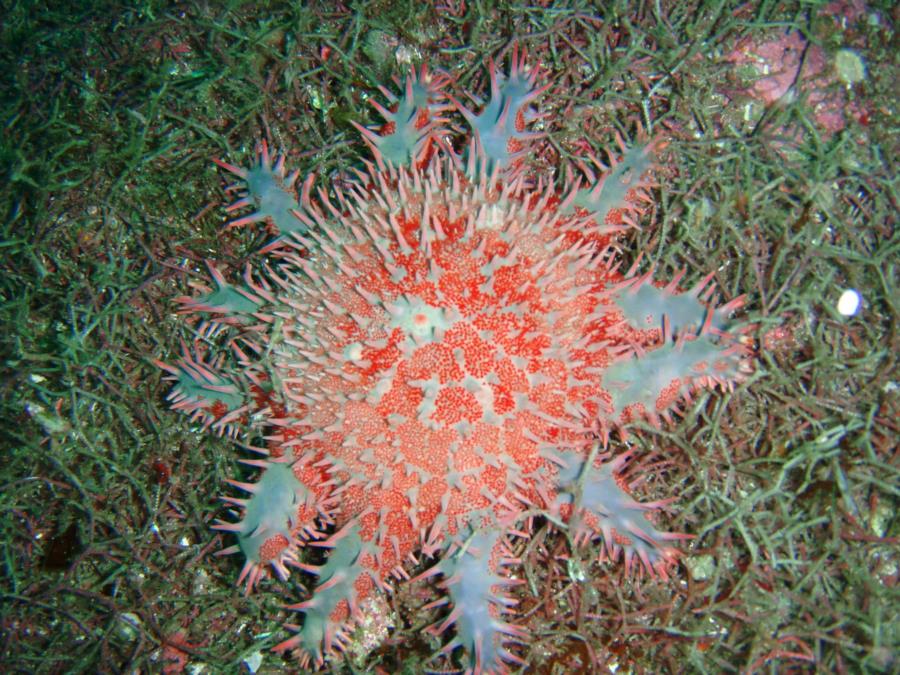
[2, 2, 895, 673]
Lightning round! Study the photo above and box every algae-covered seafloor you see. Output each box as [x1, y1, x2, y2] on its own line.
[1, 2, 896, 673]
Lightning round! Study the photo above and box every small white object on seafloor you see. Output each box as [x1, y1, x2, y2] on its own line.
[837, 289, 861, 316]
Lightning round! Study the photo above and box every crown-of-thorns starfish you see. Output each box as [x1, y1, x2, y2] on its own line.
[159, 45, 751, 672]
